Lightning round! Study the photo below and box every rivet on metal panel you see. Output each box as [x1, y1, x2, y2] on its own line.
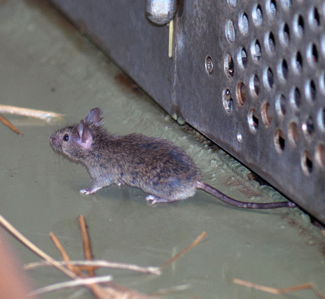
[274, 128, 285, 153]
[205, 55, 214, 74]
[315, 143, 325, 169]
[288, 121, 299, 147]
[301, 150, 313, 175]
[145, 0, 177, 25]
[237, 132, 243, 143]
[222, 89, 233, 113]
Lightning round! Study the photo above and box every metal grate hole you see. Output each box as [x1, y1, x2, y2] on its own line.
[236, 81, 246, 105]
[249, 74, 260, 97]
[281, 0, 292, 10]
[290, 87, 301, 109]
[278, 59, 288, 82]
[302, 115, 315, 137]
[301, 150, 313, 175]
[309, 6, 320, 28]
[239, 12, 249, 35]
[315, 143, 325, 169]
[265, 31, 275, 55]
[307, 43, 318, 66]
[251, 39, 261, 62]
[225, 20, 236, 43]
[294, 14, 304, 37]
[279, 23, 290, 46]
[274, 128, 285, 153]
[275, 94, 286, 118]
[293, 51, 303, 73]
[237, 47, 248, 69]
[252, 4, 263, 27]
[305, 79, 316, 103]
[261, 102, 272, 127]
[227, 0, 237, 8]
[222, 88, 233, 113]
[205, 55, 214, 74]
[288, 121, 299, 147]
[224, 54, 234, 78]
[317, 107, 325, 131]
[248, 108, 259, 133]
[267, 0, 277, 19]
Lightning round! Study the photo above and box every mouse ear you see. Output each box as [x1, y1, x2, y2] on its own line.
[77, 120, 93, 149]
[85, 107, 103, 125]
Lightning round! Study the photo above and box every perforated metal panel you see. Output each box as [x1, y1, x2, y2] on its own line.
[49, 0, 325, 223]
[218, 0, 325, 222]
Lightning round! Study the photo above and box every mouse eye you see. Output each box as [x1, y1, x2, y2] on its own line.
[63, 134, 69, 141]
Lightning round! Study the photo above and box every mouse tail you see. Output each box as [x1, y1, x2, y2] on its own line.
[196, 181, 296, 209]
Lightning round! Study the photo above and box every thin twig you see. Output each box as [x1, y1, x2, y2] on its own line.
[160, 231, 207, 270]
[0, 114, 22, 135]
[0, 215, 107, 299]
[30, 275, 112, 296]
[0, 105, 63, 123]
[24, 260, 161, 275]
[79, 215, 95, 277]
[233, 278, 325, 299]
[49, 232, 77, 273]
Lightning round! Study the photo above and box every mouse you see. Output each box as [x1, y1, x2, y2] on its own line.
[50, 108, 296, 209]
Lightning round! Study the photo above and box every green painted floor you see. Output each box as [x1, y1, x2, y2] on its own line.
[0, 1, 324, 298]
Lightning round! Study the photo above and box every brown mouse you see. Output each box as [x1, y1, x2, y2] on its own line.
[50, 108, 296, 209]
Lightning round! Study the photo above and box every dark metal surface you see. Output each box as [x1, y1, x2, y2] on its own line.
[49, 0, 325, 224]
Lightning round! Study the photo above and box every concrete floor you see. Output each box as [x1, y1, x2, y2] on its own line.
[0, 1, 324, 298]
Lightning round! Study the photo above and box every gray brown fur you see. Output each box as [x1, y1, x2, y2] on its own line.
[50, 108, 295, 209]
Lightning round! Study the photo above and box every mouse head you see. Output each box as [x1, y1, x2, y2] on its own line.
[50, 108, 103, 161]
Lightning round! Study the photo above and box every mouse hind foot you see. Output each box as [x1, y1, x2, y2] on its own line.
[80, 185, 102, 195]
[146, 195, 178, 204]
